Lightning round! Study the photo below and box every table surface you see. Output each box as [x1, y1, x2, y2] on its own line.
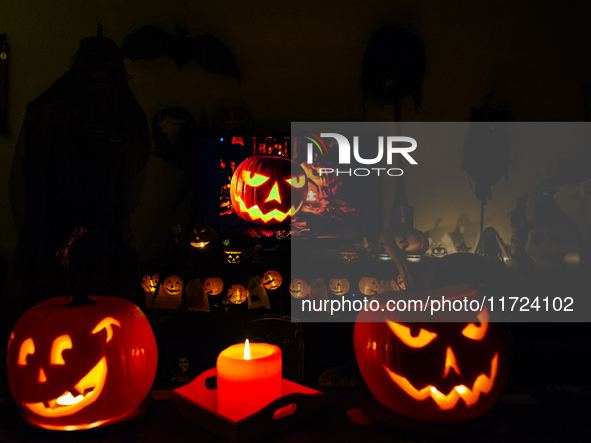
[1, 384, 590, 443]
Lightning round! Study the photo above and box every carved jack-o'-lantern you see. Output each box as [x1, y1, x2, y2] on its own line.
[140, 275, 159, 293]
[289, 279, 309, 299]
[262, 270, 282, 290]
[6, 296, 158, 430]
[203, 278, 223, 296]
[230, 155, 307, 226]
[329, 278, 350, 296]
[354, 286, 507, 422]
[359, 277, 379, 296]
[225, 251, 241, 264]
[227, 284, 247, 304]
[163, 276, 183, 295]
[431, 245, 448, 259]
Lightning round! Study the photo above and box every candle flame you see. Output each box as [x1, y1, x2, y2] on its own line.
[244, 339, 250, 360]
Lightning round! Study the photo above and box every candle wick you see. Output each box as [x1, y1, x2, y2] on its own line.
[244, 339, 251, 360]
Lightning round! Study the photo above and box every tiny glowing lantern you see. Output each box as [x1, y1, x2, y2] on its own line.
[289, 279, 309, 299]
[227, 284, 247, 304]
[203, 278, 224, 296]
[262, 270, 282, 290]
[216, 340, 282, 421]
[225, 251, 242, 264]
[140, 275, 159, 293]
[329, 278, 350, 296]
[358, 277, 379, 296]
[6, 296, 158, 431]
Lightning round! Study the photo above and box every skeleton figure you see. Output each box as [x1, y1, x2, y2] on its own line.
[525, 226, 568, 268]
[172, 357, 192, 383]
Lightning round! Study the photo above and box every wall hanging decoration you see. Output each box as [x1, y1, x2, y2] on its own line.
[6, 295, 158, 430]
[230, 154, 307, 227]
[247, 276, 270, 310]
[361, 26, 425, 116]
[462, 94, 510, 235]
[120, 25, 240, 82]
[9, 25, 151, 305]
[329, 278, 350, 296]
[289, 279, 309, 299]
[262, 270, 282, 290]
[185, 278, 210, 312]
[354, 286, 507, 423]
[227, 284, 247, 305]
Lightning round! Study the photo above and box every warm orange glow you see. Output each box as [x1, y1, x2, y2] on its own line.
[234, 194, 303, 223]
[38, 368, 47, 383]
[265, 182, 282, 203]
[190, 241, 209, 248]
[91, 317, 121, 343]
[286, 176, 305, 188]
[23, 357, 108, 418]
[387, 322, 438, 348]
[462, 306, 489, 341]
[384, 353, 499, 410]
[443, 346, 461, 378]
[242, 171, 269, 187]
[18, 338, 35, 366]
[50, 334, 72, 365]
[244, 339, 251, 360]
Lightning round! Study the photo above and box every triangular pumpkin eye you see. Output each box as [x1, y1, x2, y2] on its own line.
[286, 175, 305, 188]
[242, 171, 269, 187]
[462, 306, 489, 341]
[387, 322, 437, 348]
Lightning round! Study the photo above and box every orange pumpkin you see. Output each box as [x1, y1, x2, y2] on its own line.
[227, 284, 247, 304]
[354, 286, 507, 422]
[358, 277, 379, 296]
[329, 278, 350, 296]
[289, 279, 309, 299]
[203, 278, 223, 296]
[230, 155, 307, 226]
[140, 275, 159, 293]
[6, 296, 158, 431]
[262, 270, 282, 290]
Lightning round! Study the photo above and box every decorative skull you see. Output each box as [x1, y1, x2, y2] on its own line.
[179, 358, 189, 373]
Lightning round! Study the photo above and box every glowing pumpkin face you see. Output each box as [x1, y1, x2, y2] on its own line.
[230, 155, 307, 226]
[329, 278, 350, 296]
[140, 274, 159, 293]
[359, 277, 379, 296]
[225, 251, 241, 264]
[163, 276, 183, 295]
[203, 278, 223, 296]
[262, 270, 282, 290]
[289, 279, 309, 299]
[227, 284, 247, 304]
[6, 296, 158, 431]
[354, 286, 507, 422]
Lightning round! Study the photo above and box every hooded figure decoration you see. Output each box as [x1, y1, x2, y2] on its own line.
[9, 26, 151, 305]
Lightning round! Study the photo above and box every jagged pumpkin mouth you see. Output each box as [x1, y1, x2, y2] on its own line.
[384, 353, 498, 410]
[23, 357, 108, 418]
[234, 195, 303, 223]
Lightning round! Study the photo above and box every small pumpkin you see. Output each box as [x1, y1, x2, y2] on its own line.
[140, 274, 159, 293]
[262, 270, 282, 290]
[225, 251, 241, 264]
[203, 278, 223, 296]
[329, 278, 350, 296]
[163, 276, 183, 296]
[6, 296, 158, 431]
[227, 284, 247, 304]
[358, 277, 379, 296]
[289, 279, 309, 299]
[230, 155, 307, 226]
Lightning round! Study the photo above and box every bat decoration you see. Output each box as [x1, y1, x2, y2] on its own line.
[120, 25, 240, 82]
[462, 94, 510, 204]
